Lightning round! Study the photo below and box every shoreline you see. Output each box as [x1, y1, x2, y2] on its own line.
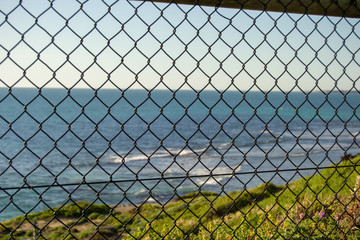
[1, 153, 360, 239]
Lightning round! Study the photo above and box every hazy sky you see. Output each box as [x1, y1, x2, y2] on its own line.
[0, 0, 359, 92]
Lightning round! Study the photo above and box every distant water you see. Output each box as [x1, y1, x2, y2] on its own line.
[0, 88, 359, 220]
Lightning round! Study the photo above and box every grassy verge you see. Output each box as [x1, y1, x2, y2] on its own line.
[1, 153, 360, 239]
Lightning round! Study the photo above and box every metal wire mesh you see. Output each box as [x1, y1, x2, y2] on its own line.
[0, 0, 359, 239]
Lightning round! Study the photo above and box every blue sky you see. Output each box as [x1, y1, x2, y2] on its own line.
[0, 0, 359, 92]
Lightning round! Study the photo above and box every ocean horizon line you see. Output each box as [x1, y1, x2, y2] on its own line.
[0, 86, 358, 94]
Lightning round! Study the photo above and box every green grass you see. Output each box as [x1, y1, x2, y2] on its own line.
[1, 153, 360, 239]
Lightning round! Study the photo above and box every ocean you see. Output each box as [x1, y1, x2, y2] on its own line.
[0, 88, 359, 221]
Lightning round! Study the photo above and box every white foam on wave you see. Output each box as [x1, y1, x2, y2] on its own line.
[260, 129, 273, 135]
[112, 152, 171, 163]
[197, 177, 223, 186]
[111, 155, 146, 163]
[110, 147, 214, 163]
[107, 138, 354, 167]
[289, 152, 306, 158]
[218, 142, 231, 150]
[189, 165, 242, 186]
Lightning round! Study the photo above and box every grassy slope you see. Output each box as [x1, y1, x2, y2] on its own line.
[1, 154, 360, 239]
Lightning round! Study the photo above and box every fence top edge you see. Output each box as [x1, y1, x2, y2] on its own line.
[140, 0, 360, 18]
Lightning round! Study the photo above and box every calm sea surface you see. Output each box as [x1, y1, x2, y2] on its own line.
[0, 88, 359, 220]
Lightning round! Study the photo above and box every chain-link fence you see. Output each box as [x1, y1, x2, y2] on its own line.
[0, 0, 359, 239]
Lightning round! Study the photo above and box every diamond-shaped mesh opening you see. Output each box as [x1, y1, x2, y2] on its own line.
[0, 0, 359, 239]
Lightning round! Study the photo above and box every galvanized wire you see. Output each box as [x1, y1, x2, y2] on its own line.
[0, 0, 359, 239]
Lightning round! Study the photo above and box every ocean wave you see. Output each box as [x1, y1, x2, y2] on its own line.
[192, 165, 242, 186]
[218, 142, 231, 150]
[107, 139, 355, 166]
[259, 129, 273, 135]
[111, 153, 160, 163]
[282, 145, 345, 158]
[110, 147, 218, 163]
